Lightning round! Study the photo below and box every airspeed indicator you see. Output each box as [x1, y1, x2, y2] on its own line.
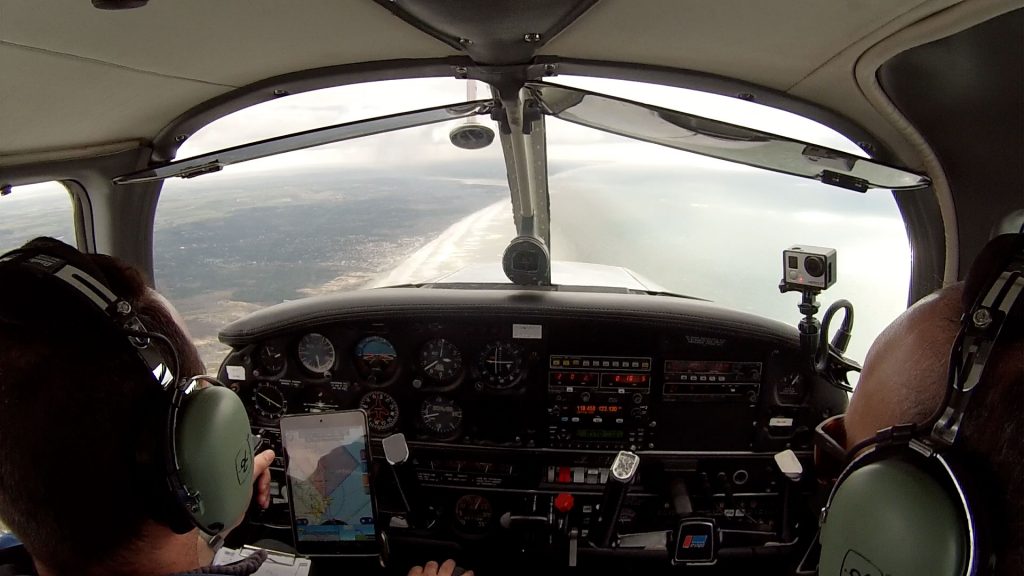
[297, 333, 335, 374]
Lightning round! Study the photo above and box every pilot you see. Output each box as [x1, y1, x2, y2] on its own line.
[817, 233, 1023, 575]
[0, 238, 466, 576]
[0, 237, 278, 575]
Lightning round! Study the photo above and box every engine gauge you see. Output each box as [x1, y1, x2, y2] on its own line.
[477, 341, 524, 388]
[297, 333, 335, 374]
[454, 494, 493, 533]
[418, 338, 463, 384]
[359, 390, 400, 434]
[252, 383, 287, 419]
[776, 372, 807, 404]
[257, 343, 286, 375]
[419, 395, 463, 437]
[354, 336, 398, 384]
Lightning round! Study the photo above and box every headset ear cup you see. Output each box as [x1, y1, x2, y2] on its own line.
[136, 442, 195, 535]
[820, 457, 969, 576]
[173, 385, 253, 534]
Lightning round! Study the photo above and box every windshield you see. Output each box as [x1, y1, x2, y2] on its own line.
[153, 76, 912, 377]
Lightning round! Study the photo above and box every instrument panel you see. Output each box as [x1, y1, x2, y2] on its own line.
[235, 324, 547, 445]
[222, 323, 807, 451]
[217, 287, 847, 570]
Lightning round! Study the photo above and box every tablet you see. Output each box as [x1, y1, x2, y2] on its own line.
[279, 410, 379, 557]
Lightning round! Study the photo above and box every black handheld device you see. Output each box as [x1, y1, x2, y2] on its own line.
[279, 410, 379, 557]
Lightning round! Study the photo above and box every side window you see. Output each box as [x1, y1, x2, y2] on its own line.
[0, 181, 76, 253]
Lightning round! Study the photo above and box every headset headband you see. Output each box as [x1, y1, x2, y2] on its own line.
[0, 245, 177, 388]
[930, 243, 1024, 447]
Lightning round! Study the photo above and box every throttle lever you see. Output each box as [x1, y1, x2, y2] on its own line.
[593, 450, 640, 548]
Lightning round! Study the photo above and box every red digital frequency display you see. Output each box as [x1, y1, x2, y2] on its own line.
[548, 355, 652, 392]
[574, 404, 623, 415]
[549, 370, 599, 387]
[601, 373, 650, 388]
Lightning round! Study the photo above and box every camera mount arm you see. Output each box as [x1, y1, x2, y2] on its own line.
[779, 245, 859, 392]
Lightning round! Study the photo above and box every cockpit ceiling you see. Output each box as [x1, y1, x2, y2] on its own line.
[0, 0, 981, 161]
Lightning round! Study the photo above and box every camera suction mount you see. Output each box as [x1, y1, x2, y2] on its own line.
[779, 245, 860, 392]
[779, 283, 824, 371]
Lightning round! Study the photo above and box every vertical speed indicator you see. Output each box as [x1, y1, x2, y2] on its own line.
[419, 396, 463, 438]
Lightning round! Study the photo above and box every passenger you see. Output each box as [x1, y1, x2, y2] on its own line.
[0, 238, 464, 576]
[819, 234, 1022, 575]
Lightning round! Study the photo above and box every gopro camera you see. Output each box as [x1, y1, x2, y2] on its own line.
[782, 245, 836, 291]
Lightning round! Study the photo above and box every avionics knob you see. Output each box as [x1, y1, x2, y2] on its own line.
[632, 393, 644, 404]
[580, 391, 591, 402]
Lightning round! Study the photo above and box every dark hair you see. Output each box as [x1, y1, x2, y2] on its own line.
[957, 234, 1023, 575]
[962, 345, 1023, 576]
[0, 238, 204, 574]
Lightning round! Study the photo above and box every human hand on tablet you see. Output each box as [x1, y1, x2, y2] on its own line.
[408, 559, 472, 576]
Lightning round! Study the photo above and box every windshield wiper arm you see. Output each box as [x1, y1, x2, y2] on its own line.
[113, 99, 495, 185]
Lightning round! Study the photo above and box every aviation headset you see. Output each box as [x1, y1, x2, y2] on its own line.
[818, 233, 1024, 576]
[0, 238, 256, 536]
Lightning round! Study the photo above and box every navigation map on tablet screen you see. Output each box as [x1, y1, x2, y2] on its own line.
[283, 419, 375, 542]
